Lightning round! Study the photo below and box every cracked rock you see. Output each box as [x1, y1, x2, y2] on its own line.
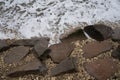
[50, 57, 78, 76]
[83, 40, 112, 58]
[84, 24, 113, 41]
[7, 59, 47, 77]
[4, 46, 30, 64]
[84, 58, 118, 80]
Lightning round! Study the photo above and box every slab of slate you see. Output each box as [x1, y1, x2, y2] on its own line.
[111, 45, 120, 60]
[7, 59, 47, 77]
[50, 57, 78, 76]
[84, 24, 113, 41]
[84, 58, 118, 80]
[60, 28, 87, 43]
[83, 40, 112, 58]
[11, 37, 49, 46]
[49, 42, 74, 63]
[4, 46, 29, 64]
[33, 38, 49, 58]
[0, 40, 9, 52]
[112, 27, 120, 41]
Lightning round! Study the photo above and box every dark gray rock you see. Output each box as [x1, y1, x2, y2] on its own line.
[112, 27, 120, 41]
[84, 24, 113, 41]
[50, 57, 78, 76]
[11, 37, 49, 46]
[83, 40, 112, 58]
[4, 46, 30, 64]
[0, 40, 9, 52]
[84, 58, 118, 80]
[7, 59, 47, 77]
[33, 38, 49, 58]
[111, 45, 120, 60]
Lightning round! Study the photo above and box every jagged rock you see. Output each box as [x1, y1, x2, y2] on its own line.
[0, 40, 9, 52]
[111, 45, 120, 60]
[7, 59, 47, 77]
[49, 42, 74, 63]
[60, 28, 87, 43]
[4, 46, 30, 64]
[11, 37, 49, 46]
[83, 40, 112, 58]
[50, 57, 78, 76]
[84, 58, 118, 80]
[84, 24, 113, 41]
[33, 38, 49, 58]
[112, 27, 120, 41]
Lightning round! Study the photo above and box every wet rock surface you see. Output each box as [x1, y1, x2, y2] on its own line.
[50, 57, 78, 76]
[11, 37, 49, 46]
[84, 24, 113, 41]
[7, 59, 47, 77]
[84, 58, 118, 80]
[83, 40, 112, 58]
[112, 27, 120, 41]
[4, 46, 30, 64]
[111, 45, 120, 60]
[0, 40, 10, 52]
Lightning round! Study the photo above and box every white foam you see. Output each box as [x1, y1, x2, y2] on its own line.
[0, 0, 120, 44]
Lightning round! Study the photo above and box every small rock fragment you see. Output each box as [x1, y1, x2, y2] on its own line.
[51, 57, 78, 76]
[4, 46, 29, 64]
[49, 42, 74, 63]
[7, 59, 47, 77]
[0, 40, 9, 52]
[84, 24, 113, 41]
[33, 38, 49, 57]
[11, 37, 49, 46]
[83, 40, 112, 58]
[112, 27, 120, 41]
[111, 45, 120, 59]
[84, 58, 118, 80]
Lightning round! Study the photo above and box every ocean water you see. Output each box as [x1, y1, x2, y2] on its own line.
[0, 0, 120, 44]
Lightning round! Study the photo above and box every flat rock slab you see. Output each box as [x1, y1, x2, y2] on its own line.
[84, 58, 118, 80]
[51, 57, 78, 76]
[83, 40, 112, 58]
[112, 27, 120, 41]
[60, 28, 87, 43]
[0, 40, 9, 52]
[11, 37, 49, 46]
[33, 38, 49, 57]
[7, 59, 47, 77]
[84, 24, 113, 41]
[49, 42, 74, 63]
[4, 46, 29, 64]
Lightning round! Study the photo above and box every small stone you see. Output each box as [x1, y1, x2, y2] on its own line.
[0, 40, 9, 52]
[33, 38, 49, 58]
[111, 45, 120, 60]
[83, 40, 112, 58]
[4, 46, 29, 64]
[49, 42, 74, 63]
[11, 37, 49, 46]
[84, 24, 113, 41]
[50, 57, 78, 76]
[84, 58, 118, 80]
[7, 59, 47, 77]
[112, 27, 120, 41]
